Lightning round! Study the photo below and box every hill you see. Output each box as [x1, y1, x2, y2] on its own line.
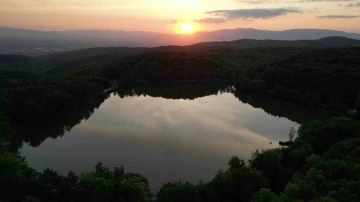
[1, 26, 360, 56]
[190, 36, 360, 49]
[0, 55, 35, 70]
[36, 36, 360, 63]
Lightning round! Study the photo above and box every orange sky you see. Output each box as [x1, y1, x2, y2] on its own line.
[0, 0, 359, 33]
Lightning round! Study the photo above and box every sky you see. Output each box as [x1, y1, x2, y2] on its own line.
[0, 0, 359, 33]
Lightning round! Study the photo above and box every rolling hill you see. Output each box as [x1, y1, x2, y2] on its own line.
[36, 36, 360, 62]
[1, 26, 360, 56]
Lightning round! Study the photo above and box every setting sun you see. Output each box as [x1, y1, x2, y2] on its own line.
[182, 23, 194, 34]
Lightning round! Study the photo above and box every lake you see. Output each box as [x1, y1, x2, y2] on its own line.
[16, 83, 322, 191]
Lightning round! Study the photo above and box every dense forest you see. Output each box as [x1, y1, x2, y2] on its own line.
[0, 44, 359, 201]
[1, 47, 360, 126]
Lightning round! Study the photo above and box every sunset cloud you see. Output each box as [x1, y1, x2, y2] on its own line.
[194, 18, 228, 24]
[205, 8, 301, 20]
[297, 0, 354, 2]
[347, 2, 360, 6]
[238, 0, 276, 4]
[318, 15, 360, 18]
[241, 0, 353, 3]
[0, 0, 359, 32]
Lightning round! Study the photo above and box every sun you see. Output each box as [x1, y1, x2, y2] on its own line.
[182, 23, 194, 34]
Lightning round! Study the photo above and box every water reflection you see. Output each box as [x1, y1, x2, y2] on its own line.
[9, 94, 109, 151]
[233, 92, 329, 124]
[14, 82, 324, 191]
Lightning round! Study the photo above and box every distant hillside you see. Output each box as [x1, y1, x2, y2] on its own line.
[37, 37, 360, 63]
[2, 36, 360, 75]
[1, 27, 360, 56]
[190, 36, 360, 49]
[0, 55, 34, 70]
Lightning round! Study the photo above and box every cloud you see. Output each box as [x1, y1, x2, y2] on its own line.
[205, 8, 301, 20]
[238, 0, 275, 4]
[317, 15, 360, 18]
[297, 0, 354, 2]
[168, 20, 179, 24]
[190, 8, 301, 24]
[239, 0, 353, 3]
[194, 18, 228, 24]
[166, 18, 228, 24]
[347, 2, 360, 6]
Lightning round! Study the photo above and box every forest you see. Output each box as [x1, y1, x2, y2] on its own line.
[1, 47, 359, 126]
[0, 45, 359, 201]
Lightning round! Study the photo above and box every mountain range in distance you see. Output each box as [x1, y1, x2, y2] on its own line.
[1, 35, 360, 73]
[1, 26, 360, 56]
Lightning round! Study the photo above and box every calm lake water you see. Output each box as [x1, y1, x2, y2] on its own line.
[17, 83, 321, 191]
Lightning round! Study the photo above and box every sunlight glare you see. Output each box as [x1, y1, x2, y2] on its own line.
[182, 23, 194, 34]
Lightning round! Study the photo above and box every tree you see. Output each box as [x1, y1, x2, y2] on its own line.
[228, 156, 246, 171]
[67, 170, 79, 186]
[196, 181, 219, 202]
[156, 182, 202, 202]
[355, 93, 360, 115]
[288, 127, 296, 142]
[212, 156, 269, 202]
[313, 197, 336, 202]
[76, 171, 111, 201]
[75, 162, 152, 202]
[0, 111, 9, 141]
[249, 149, 291, 193]
[22, 196, 40, 202]
[252, 188, 279, 202]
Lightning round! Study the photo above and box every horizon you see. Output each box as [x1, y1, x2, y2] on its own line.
[1, 0, 360, 34]
[2, 26, 360, 35]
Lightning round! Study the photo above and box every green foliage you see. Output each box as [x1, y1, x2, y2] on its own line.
[295, 117, 359, 154]
[228, 156, 246, 171]
[77, 172, 111, 200]
[355, 93, 360, 114]
[0, 152, 36, 182]
[251, 188, 279, 202]
[196, 181, 219, 202]
[157, 182, 202, 202]
[280, 183, 301, 201]
[276, 139, 360, 201]
[75, 162, 152, 202]
[212, 156, 269, 202]
[10, 47, 359, 113]
[252, 118, 360, 202]
[313, 197, 337, 202]
[329, 188, 358, 202]
[249, 149, 291, 193]
[22, 196, 40, 202]
[323, 138, 360, 163]
[0, 96, 12, 115]
[0, 111, 9, 142]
